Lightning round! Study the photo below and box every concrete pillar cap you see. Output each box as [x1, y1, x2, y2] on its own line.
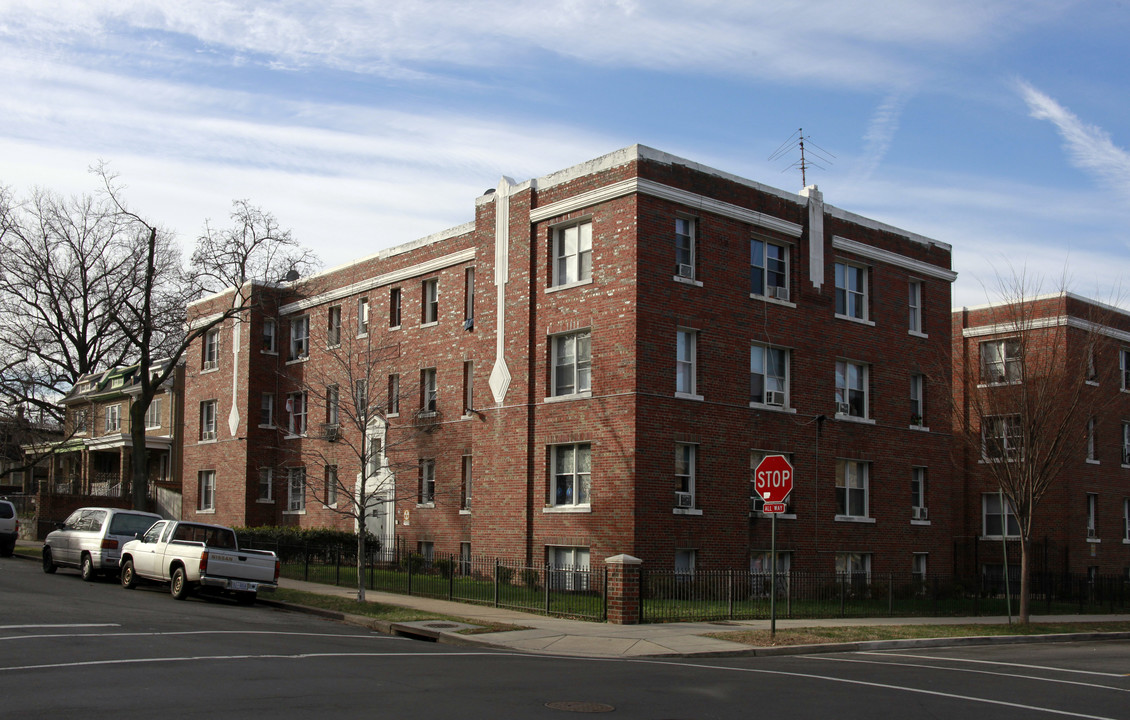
[604, 554, 642, 566]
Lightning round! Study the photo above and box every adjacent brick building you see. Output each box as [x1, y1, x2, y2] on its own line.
[182, 145, 957, 576]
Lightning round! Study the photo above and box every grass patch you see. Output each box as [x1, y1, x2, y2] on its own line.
[707, 621, 1130, 647]
[270, 587, 527, 634]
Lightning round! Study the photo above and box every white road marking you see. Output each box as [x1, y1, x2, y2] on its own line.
[0, 629, 398, 642]
[0, 624, 119, 630]
[807, 655, 1130, 693]
[855, 651, 1127, 678]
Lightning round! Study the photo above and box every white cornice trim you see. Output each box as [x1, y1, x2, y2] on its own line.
[832, 236, 957, 282]
[962, 315, 1130, 344]
[528, 177, 804, 237]
[187, 311, 225, 331]
[280, 248, 476, 315]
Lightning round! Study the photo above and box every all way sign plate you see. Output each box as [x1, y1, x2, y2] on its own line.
[762, 502, 787, 514]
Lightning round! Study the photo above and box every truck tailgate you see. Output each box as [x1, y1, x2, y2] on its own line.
[204, 550, 276, 583]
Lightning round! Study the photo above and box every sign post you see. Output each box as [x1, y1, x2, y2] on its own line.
[754, 455, 794, 637]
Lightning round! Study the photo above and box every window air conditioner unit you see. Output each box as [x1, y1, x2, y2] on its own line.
[836, 402, 851, 415]
[320, 423, 340, 442]
[1087, 526, 1097, 538]
[677, 264, 695, 279]
[913, 506, 928, 521]
[764, 390, 785, 407]
[773, 286, 789, 301]
[675, 491, 694, 508]
[201, 430, 216, 441]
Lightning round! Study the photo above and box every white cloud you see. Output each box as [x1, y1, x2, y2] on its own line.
[855, 92, 910, 180]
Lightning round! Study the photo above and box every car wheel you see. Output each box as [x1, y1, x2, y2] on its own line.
[121, 559, 137, 589]
[1, 541, 14, 558]
[170, 567, 190, 600]
[80, 554, 97, 582]
[42, 547, 57, 574]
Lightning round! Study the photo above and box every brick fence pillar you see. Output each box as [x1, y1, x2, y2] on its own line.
[604, 554, 642, 625]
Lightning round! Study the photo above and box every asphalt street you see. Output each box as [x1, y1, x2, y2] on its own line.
[4, 555, 1130, 719]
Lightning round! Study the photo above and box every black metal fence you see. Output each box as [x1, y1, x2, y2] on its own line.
[242, 540, 607, 622]
[640, 569, 1130, 623]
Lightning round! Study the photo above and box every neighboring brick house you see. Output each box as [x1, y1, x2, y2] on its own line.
[182, 144, 957, 576]
[953, 294, 1130, 577]
[44, 361, 185, 518]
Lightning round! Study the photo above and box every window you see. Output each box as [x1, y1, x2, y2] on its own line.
[287, 392, 307, 436]
[1119, 348, 1130, 390]
[911, 467, 927, 520]
[983, 493, 1019, 537]
[326, 385, 339, 425]
[325, 465, 338, 507]
[262, 319, 277, 353]
[675, 217, 696, 279]
[548, 546, 590, 590]
[460, 542, 472, 575]
[328, 305, 342, 346]
[203, 329, 220, 370]
[912, 554, 927, 584]
[200, 400, 217, 441]
[1123, 499, 1129, 541]
[72, 408, 88, 435]
[258, 468, 273, 502]
[835, 552, 871, 583]
[676, 329, 698, 397]
[750, 451, 794, 515]
[1123, 422, 1130, 465]
[553, 220, 592, 287]
[287, 467, 306, 512]
[105, 404, 121, 432]
[1086, 493, 1098, 538]
[675, 443, 696, 509]
[552, 443, 591, 507]
[982, 415, 1021, 460]
[418, 459, 435, 505]
[835, 360, 869, 418]
[144, 398, 162, 429]
[908, 281, 923, 333]
[462, 361, 474, 415]
[910, 374, 925, 427]
[289, 316, 310, 360]
[750, 238, 788, 300]
[388, 374, 400, 416]
[1087, 417, 1097, 462]
[461, 455, 473, 510]
[422, 278, 438, 324]
[464, 268, 475, 327]
[417, 541, 434, 562]
[834, 262, 867, 320]
[750, 344, 788, 407]
[355, 379, 368, 417]
[675, 549, 696, 576]
[981, 339, 1021, 384]
[420, 368, 437, 414]
[835, 460, 869, 518]
[552, 330, 592, 397]
[357, 297, 369, 335]
[260, 393, 275, 427]
[198, 470, 215, 511]
[390, 287, 402, 328]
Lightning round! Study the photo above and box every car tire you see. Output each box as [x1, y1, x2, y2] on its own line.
[1, 541, 14, 558]
[170, 567, 190, 600]
[42, 547, 57, 574]
[80, 553, 97, 582]
[121, 559, 137, 589]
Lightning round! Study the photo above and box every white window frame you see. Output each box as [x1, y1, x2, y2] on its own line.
[551, 443, 591, 508]
[262, 318, 277, 353]
[1123, 498, 1129, 542]
[910, 373, 926, 428]
[1123, 422, 1130, 466]
[203, 328, 220, 370]
[260, 392, 274, 428]
[982, 493, 1020, 538]
[418, 459, 435, 506]
[105, 404, 121, 433]
[420, 368, 437, 414]
[835, 360, 870, 420]
[675, 443, 697, 511]
[390, 287, 402, 329]
[325, 465, 338, 507]
[911, 467, 927, 519]
[357, 297, 369, 336]
[286, 467, 306, 513]
[355, 379, 368, 419]
[548, 546, 591, 591]
[327, 385, 340, 426]
[198, 470, 215, 512]
[287, 392, 307, 436]
[200, 400, 217, 441]
[551, 330, 592, 398]
[257, 467, 273, 503]
[750, 238, 789, 301]
[422, 278, 439, 325]
[552, 220, 592, 288]
[465, 267, 475, 324]
[289, 315, 310, 361]
[835, 552, 871, 581]
[327, 305, 342, 346]
[982, 414, 1022, 461]
[462, 361, 474, 416]
[834, 261, 868, 321]
[835, 459, 870, 520]
[675, 216, 696, 281]
[388, 374, 400, 416]
[981, 338, 1021, 384]
[1086, 493, 1098, 538]
[912, 553, 928, 583]
[144, 398, 162, 429]
[676, 328, 700, 399]
[1087, 417, 1098, 463]
[908, 280, 924, 335]
[750, 344, 789, 408]
[461, 455, 473, 511]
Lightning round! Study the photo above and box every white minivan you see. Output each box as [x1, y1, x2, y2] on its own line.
[42, 507, 161, 580]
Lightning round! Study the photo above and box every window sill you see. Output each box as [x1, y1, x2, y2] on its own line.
[200, 367, 219, 375]
[420, 321, 438, 329]
[749, 402, 797, 414]
[416, 502, 435, 509]
[256, 499, 274, 504]
[835, 413, 876, 425]
[1085, 380, 1100, 387]
[834, 515, 876, 524]
[908, 329, 929, 339]
[286, 357, 309, 365]
[910, 519, 932, 526]
[460, 414, 476, 421]
[283, 433, 307, 440]
[542, 505, 592, 514]
[1087, 459, 1101, 465]
[752, 512, 797, 520]
[673, 275, 703, 287]
[459, 509, 471, 515]
[545, 391, 592, 404]
[418, 411, 437, 418]
[980, 535, 1020, 541]
[195, 509, 216, 515]
[546, 278, 593, 294]
[673, 508, 703, 516]
[1123, 539, 1130, 545]
[197, 438, 217, 445]
[750, 293, 796, 309]
[909, 424, 930, 432]
[675, 392, 704, 402]
[321, 503, 339, 510]
[258, 424, 275, 430]
[1086, 537, 1101, 544]
[977, 381, 1021, 389]
[835, 313, 875, 327]
[260, 350, 278, 356]
[389, 325, 401, 332]
[388, 412, 400, 418]
[356, 331, 369, 339]
[283, 510, 307, 516]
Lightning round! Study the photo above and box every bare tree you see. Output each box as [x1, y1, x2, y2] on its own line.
[953, 274, 1118, 623]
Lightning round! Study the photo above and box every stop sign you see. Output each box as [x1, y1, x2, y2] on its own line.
[755, 455, 794, 502]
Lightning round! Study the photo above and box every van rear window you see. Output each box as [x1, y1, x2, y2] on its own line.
[0, 503, 13, 519]
[108, 513, 157, 536]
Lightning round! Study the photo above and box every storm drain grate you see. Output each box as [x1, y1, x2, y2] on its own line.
[423, 622, 461, 629]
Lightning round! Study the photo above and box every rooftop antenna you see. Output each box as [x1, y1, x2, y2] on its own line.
[768, 128, 835, 187]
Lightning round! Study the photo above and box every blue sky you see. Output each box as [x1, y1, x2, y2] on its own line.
[2, 1, 1128, 307]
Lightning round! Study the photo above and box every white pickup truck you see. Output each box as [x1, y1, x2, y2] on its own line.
[119, 520, 279, 603]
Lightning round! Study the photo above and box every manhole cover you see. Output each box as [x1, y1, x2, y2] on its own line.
[424, 622, 461, 629]
[545, 701, 615, 713]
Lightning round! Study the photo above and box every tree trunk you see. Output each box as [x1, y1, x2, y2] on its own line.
[129, 401, 149, 512]
[1018, 535, 1031, 624]
[356, 525, 366, 603]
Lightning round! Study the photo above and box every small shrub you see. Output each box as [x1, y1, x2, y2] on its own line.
[496, 565, 514, 585]
[434, 557, 453, 577]
[521, 568, 541, 589]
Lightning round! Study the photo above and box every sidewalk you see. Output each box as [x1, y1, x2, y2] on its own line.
[273, 577, 1130, 658]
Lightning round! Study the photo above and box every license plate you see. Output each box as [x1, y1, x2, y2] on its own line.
[230, 581, 256, 592]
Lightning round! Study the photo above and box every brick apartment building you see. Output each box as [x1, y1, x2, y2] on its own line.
[182, 144, 957, 576]
[953, 294, 1130, 577]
